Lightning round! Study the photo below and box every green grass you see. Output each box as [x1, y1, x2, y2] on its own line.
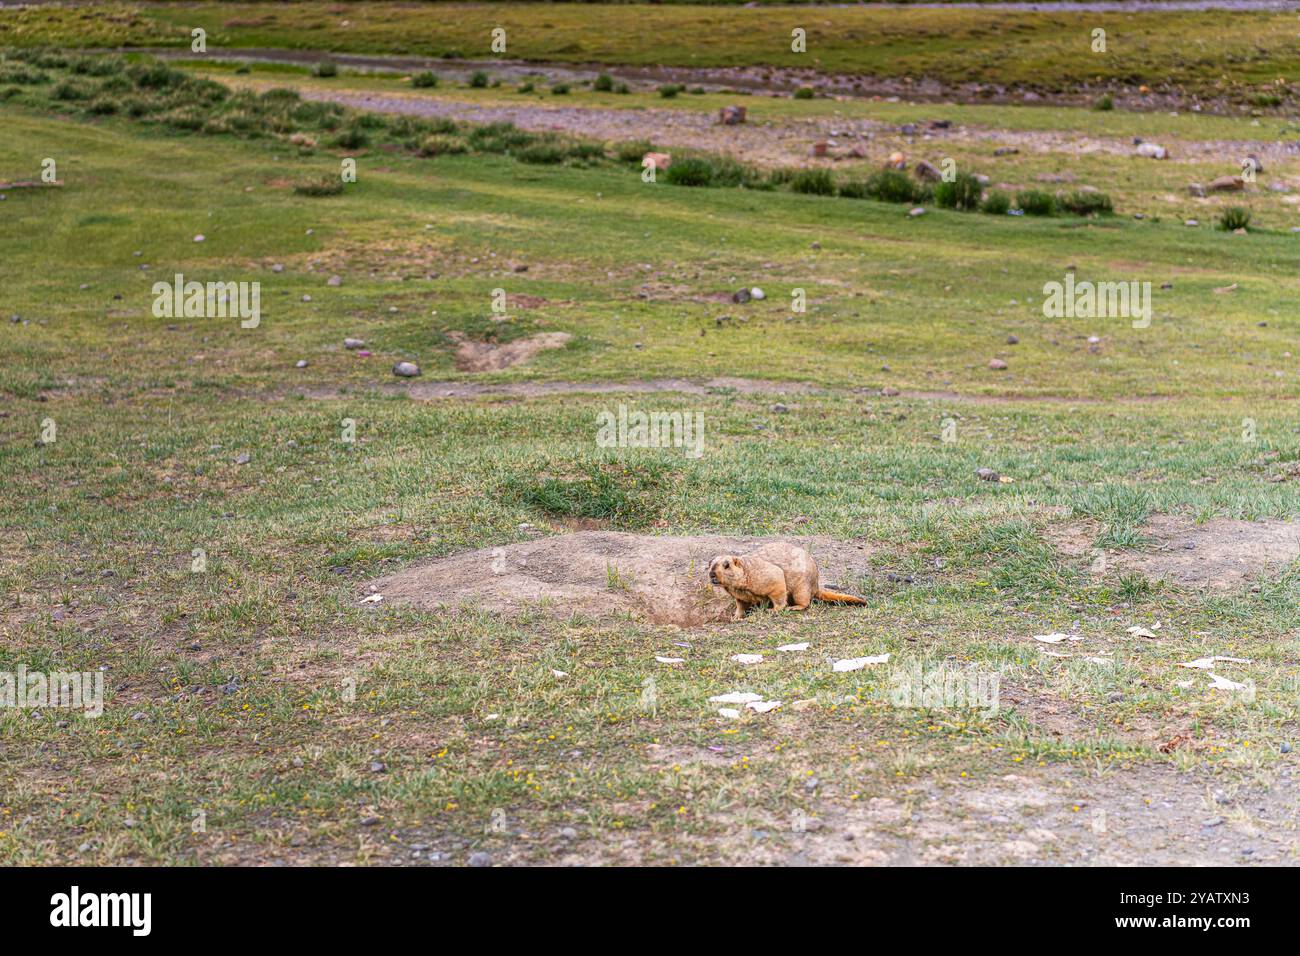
[2, 3, 1299, 104]
[1, 50, 1298, 865]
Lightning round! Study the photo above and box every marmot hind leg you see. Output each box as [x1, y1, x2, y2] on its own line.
[788, 581, 813, 610]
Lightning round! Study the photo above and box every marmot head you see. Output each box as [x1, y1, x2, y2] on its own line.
[708, 555, 745, 589]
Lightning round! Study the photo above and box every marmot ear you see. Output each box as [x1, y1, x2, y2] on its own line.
[732, 557, 743, 569]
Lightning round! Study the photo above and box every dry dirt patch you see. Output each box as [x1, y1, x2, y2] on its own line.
[448, 331, 571, 372]
[365, 531, 876, 625]
[1048, 514, 1300, 590]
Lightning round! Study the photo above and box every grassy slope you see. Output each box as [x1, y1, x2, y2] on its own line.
[3, 2, 1299, 97]
[204, 64, 1300, 229]
[1, 90, 1298, 863]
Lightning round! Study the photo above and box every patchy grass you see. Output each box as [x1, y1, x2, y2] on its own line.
[0, 46, 1298, 865]
[2, 2, 1299, 105]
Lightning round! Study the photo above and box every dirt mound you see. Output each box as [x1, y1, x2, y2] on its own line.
[449, 331, 571, 371]
[365, 531, 876, 625]
[1047, 514, 1300, 590]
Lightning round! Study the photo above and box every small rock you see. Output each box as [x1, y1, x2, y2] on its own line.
[732, 288, 751, 304]
[327, 275, 342, 287]
[193, 234, 206, 243]
[559, 827, 578, 840]
[468, 851, 492, 867]
[1187, 182, 1206, 198]
[1207, 175, 1244, 193]
[908, 206, 925, 217]
[1006, 334, 1019, 345]
[344, 337, 365, 349]
[987, 358, 1008, 370]
[975, 467, 1000, 481]
[393, 361, 421, 377]
[750, 287, 765, 300]
[295, 359, 308, 369]
[369, 761, 386, 773]
[881, 386, 900, 397]
[271, 264, 284, 273]
[234, 453, 251, 465]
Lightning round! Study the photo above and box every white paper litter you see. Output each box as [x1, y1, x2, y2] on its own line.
[655, 656, 685, 665]
[1033, 633, 1076, 644]
[1207, 672, 1249, 692]
[1177, 656, 1251, 670]
[360, 594, 383, 604]
[717, 708, 741, 719]
[731, 653, 764, 665]
[832, 653, 889, 672]
[709, 692, 763, 705]
[746, 700, 782, 714]
[1126, 626, 1157, 639]
[551, 669, 568, 678]
[777, 642, 810, 652]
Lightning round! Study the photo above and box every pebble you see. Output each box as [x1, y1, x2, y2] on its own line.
[327, 275, 341, 286]
[271, 264, 284, 273]
[988, 358, 1008, 370]
[235, 453, 251, 465]
[296, 360, 308, 368]
[393, 361, 421, 377]
[908, 207, 926, 217]
[193, 234, 205, 243]
[344, 338, 365, 349]
[1006, 334, 1019, 344]
[468, 851, 492, 867]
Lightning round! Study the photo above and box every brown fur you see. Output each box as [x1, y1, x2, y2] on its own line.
[707, 542, 867, 621]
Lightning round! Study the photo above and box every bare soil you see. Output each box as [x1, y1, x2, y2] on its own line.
[447, 331, 571, 371]
[1048, 514, 1300, 590]
[364, 531, 877, 625]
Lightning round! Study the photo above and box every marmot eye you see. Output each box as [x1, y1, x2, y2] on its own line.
[723, 561, 730, 568]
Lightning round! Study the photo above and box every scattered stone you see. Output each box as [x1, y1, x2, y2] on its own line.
[718, 105, 747, 125]
[393, 361, 421, 377]
[327, 275, 342, 287]
[880, 386, 900, 397]
[732, 288, 751, 304]
[907, 207, 925, 217]
[1135, 143, 1168, 160]
[369, 761, 386, 773]
[642, 151, 671, 171]
[559, 827, 578, 840]
[750, 287, 765, 300]
[914, 160, 943, 182]
[234, 453, 251, 465]
[976, 467, 1000, 481]
[468, 851, 492, 867]
[1207, 175, 1245, 192]
[193, 234, 206, 243]
[295, 359, 308, 368]
[771, 403, 790, 413]
[271, 264, 284, 273]
[993, 147, 1019, 157]
[1184, 219, 1199, 227]
[344, 337, 365, 349]
[1187, 183, 1206, 198]
[1006, 334, 1019, 345]
[988, 358, 1008, 370]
